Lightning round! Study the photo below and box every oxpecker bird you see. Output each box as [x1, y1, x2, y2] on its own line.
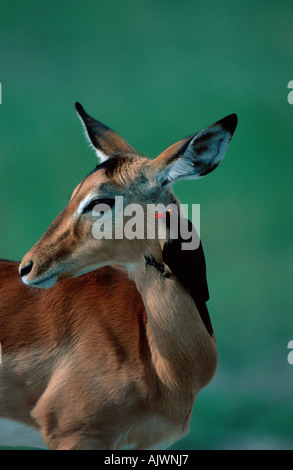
[145, 208, 213, 336]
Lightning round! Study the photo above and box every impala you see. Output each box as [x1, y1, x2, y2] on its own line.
[0, 103, 237, 450]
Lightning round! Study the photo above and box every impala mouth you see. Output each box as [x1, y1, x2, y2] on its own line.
[21, 272, 59, 289]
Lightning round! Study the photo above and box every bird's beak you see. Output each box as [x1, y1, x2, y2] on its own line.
[156, 209, 172, 219]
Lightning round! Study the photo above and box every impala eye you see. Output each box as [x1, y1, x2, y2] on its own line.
[82, 198, 115, 214]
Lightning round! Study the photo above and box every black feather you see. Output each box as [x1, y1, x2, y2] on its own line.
[162, 217, 213, 336]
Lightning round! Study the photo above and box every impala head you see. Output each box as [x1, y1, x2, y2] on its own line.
[19, 103, 237, 288]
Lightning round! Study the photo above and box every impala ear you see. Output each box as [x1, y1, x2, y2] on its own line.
[75, 102, 135, 163]
[153, 114, 238, 185]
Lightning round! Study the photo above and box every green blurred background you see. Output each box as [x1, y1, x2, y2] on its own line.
[0, 0, 292, 450]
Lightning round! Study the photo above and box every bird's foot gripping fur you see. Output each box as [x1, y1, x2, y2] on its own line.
[144, 254, 171, 278]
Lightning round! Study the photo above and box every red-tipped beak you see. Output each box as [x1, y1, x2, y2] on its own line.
[156, 209, 172, 219]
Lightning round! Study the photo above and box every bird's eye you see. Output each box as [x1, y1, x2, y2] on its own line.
[82, 198, 115, 214]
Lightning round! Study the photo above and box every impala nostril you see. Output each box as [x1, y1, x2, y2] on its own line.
[20, 260, 33, 277]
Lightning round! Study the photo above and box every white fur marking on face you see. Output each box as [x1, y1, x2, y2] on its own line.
[21, 273, 58, 289]
[73, 194, 93, 219]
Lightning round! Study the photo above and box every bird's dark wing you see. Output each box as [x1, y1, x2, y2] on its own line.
[163, 238, 209, 301]
[162, 219, 213, 335]
[162, 219, 209, 302]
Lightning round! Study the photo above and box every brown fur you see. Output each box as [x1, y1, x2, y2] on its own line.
[0, 259, 217, 450]
[0, 107, 237, 449]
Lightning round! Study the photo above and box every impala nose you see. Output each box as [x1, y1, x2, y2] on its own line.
[19, 260, 33, 277]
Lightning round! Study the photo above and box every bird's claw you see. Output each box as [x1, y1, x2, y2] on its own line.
[144, 254, 165, 274]
[162, 270, 171, 278]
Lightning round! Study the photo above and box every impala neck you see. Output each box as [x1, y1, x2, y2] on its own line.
[126, 252, 217, 393]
